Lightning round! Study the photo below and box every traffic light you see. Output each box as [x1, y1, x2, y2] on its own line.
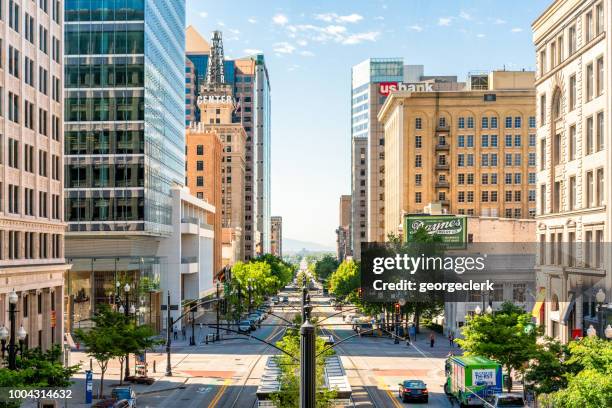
[395, 303, 401, 313]
[357, 287, 363, 299]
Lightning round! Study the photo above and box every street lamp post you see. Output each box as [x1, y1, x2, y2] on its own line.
[165, 291, 173, 376]
[123, 283, 131, 381]
[189, 309, 196, 346]
[595, 289, 606, 338]
[216, 281, 221, 341]
[0, 290, 27, 370]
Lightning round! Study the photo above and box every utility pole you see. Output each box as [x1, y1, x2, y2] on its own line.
[165, 291, 172, 376]
[300, 318, 316, 408]
[216, 281, 220, 341]
[190, 308, 196, 346]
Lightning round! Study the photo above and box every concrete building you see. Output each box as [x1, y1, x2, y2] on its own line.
[350, 60, 461, 258]
[336, 195, 352, 261]
[185, 27, 271, 260]
[351, 137, 368, 259]
[64, 0, 186, 331]
[0, 0, 67, 350]
[157, 185, 215, 325]
[533, 0, 611, 341]
[270, 216, 282, 258]
[444, 216, 537, 337]
[186, 126, 223, 276]
[378, 71, 537, 238]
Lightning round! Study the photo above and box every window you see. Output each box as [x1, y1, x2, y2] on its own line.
[529, 173, 536, 184]
[491, 173, 498, 185]
[596, 168, 604, 206]
[481, 154, 489, 167]
[505, 135, 512, 147]
[491, 191, 498, 202]
[39, 150, 48, 176]
[482, 174, 489, 185]
[457, 174, 465, 185]
[515, 191, 522, 202]
[467, 135, 474, 147]
[586, 63, 594, 101]
[491, 117, 498, 129]
[482, 117, 489, 129]
[458, 117, 465, 129]
[586, 170, 594, 208]
[458, 135, 465, 147]
[529, 190, 536, 202]
[467, 174, 474, 185]
[458, 191, 465, 203]
[8, 185, 19, 214]
[540, 139, 546, 170]
[481, 191, 489, 202]
[505, 154, 512, 166]
[467, 191, 474, 203]
[196, 160, 204, 171]
[467, 117, 474, 129]
[490, 135, 498, 147]
[514, 173, 522, 184]
[529, 116, 536, 128]
[539, 50, 547, 76]
[596, 3, 604, 35]
[597, 112, 604, 151]
[569, 176, 576, 210]
[415, 174, 422, 186]
[596, 57, 604, 96]
[491, 153, 498, 166]
[514, 135, 521, 147]
[415, 136, 422, 148]
[415, 192, 422, 203]
[550, 41, 556, 67]
[8, 138, 19, 168]
[196, 176, 204, 187]
[529, 152, 536, 166]
[8, 46, 19, 78]
[438, 117, 446, 128]
[585, 11, 593, 42]
[569, 75, 576, 110]
[415, 117, 422, 129]
[505, 173, 513, 184]
[9, 0, 20, 32]
[515, 117, 522, 128]
[415, 155, 422, 168]
[505, 116, 512, 128]
[467, 154, 474, 166]
[481, 135, 489, 148]
[196, 145, 204, 155]
[569, 125, 576, 160]
[586, 116, 594, 154]
[505, 191, 512, 202]
[554, 133, 561, 165]
[569, 25, 577, 55]
[540, 94, 546, 125]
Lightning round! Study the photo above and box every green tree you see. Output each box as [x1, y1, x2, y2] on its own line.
[328, 260, 360, 301]
[524, 337, 569, 396]
[313, 255, 339, 281]
[456, 301, 540, 392]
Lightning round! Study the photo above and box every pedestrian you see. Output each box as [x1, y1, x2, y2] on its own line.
[430, 332, 435, 348]
[173, 329, 177, 340]
[409, 325, 416, 342]
[182, 326, 186, 340]
[448, 332, 454, 347]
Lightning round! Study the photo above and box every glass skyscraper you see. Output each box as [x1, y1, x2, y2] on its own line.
[64, 0, 185, 235]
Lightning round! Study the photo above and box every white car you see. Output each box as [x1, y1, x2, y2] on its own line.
[490, 393, 527, 407]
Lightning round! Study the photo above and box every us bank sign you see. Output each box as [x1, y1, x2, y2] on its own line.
[378, 82, 434, 96]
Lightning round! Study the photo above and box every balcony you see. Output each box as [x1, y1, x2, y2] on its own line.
[181, 256, 198, 274]
[435, 144, 450, 151]
[435, 180, 450, 188]
[181, 216, 199, 234]
[435, 163, 450, 171]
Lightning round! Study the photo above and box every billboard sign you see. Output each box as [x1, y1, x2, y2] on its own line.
[404, 215, 467, 248]
[472, 369, 496, 386]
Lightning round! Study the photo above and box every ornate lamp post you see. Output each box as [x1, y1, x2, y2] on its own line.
[595, 288, 606, 338]
[121, 283, 132, 381]
[0, 290, 28, 369]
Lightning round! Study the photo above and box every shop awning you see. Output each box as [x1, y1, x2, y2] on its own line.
[561, 293, 576, 324]
[531, 288, 546, 318]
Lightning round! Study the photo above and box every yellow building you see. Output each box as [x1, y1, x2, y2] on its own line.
[378, 71, 537, 237]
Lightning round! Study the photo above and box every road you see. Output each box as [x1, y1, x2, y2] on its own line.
[68, 285, 456, 407]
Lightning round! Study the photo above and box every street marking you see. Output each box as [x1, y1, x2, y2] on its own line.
[377, 378, 403, 408]
[209, 379, 231, 408]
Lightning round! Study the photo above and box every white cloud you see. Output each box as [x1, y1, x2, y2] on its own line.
[287, 64, 300, 71]
[300, 50, 315, 57]
[244, 48, 262, 55]
[374, 16, 385, 21]
[438, 17, 453, 26]
[297, 39, 308, 46]
[199, 11, 208, 18]
[511, 27, 523, 32]
[273, 42, 296, 54]
[314, 13, 363, 24]
[217, 21, 225, 27]
[459, 11, 472, 20]
[494, 18, 507, 25]
[409, 25, 423, 32]
[273, 14, 289, 26]
[247, 17, 257, 24]
[342, 31, 380, 45]
[477, 33, 486, 38]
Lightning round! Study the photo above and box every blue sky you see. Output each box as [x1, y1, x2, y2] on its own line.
[186, 0, 551, 248]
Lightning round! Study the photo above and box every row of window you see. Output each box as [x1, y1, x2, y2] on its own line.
[3, 138, 60, 179]
[456, 208, 535, 218]
[416, 153, 536, 168]
[0, 230, 61, 261]
[541, 168, 604, 215]
[65, 130, 144, 155]
[66, 164, 144, 188]
[415, 116, 536, 130]
[2, 184, 61, 219]
[66, 197, 144, 222]
[538, 2, 604, 76]
[539, 229, 604, 269]
[414, 190, 532, 204]
[65, 63, 145, 88]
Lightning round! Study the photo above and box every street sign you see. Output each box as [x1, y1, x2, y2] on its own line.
[404, 214, 467, 249]
[161, 305, 179, 311]
[85, 370, 93, 404]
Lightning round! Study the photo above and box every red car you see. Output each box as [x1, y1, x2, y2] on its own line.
[398, 379, 428, 403]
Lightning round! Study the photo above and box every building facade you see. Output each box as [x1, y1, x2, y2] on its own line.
[0, 0, 67, 350]
[350, 60, 461, 258]
[270, 216, 282, 258]
[185, 27, 271, 260]
[351, 137, 367, 259]
[533, 0, 611, 341]
[378, 71, 538, 238]
[64, 0, 186, 330]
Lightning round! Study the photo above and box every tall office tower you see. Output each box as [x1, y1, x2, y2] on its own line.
[270, 216, 282, 258]
[63, 0, 186, 330]
[186, 29, 246, 267]
[0, 0, 67, 350]
[185, 27, 271, 261]
[336, 195, 352, 262]
[350, 59, 460, 258]
[379, 70, 537, 236]
[533, 0, 611, 342]
[351, 137, 368, 260]
[234, 56, 271, 259]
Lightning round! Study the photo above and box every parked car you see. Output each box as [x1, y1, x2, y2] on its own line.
[238, 320, 252, 333]
[271, 296, 279, 305]
[490, 393, 526, 407]
[344, 314, 354, 323]
[398, 379, 428, 403]
[249, 313, 264, 323]
[356, 323, 374, 336]
[111, 387, 136, 408]
[281, 296, 289, 304]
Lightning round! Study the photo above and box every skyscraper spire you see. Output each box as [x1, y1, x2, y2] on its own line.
[206, 30, 225, 85]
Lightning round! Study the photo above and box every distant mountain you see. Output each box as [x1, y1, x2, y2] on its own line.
[283, 238, 335, 254]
